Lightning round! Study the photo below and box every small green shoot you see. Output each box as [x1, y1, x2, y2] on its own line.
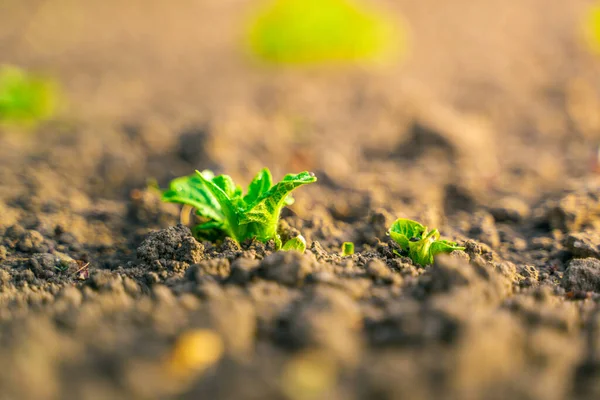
[282, 235, 307, 253]
[246, 0, 403, 65]
[341, 242, 354, 256]
[388, 218, 464, 266]
[0, 65, 58, 126]
[162, 168, 316, 247]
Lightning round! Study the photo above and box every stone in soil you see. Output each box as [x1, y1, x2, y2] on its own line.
[564, 232, 600, 260]
[561, 258, 600, 293]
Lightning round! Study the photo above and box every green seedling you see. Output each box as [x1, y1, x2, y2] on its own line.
[246, 0, 403, 65]
[388, 218, 464, 266]
[0, 65, 58, 126]
[282, 235, 307, 253]
[341, 241, 354, 256]
[584, 3, 600, 54]
[162, 168, 317, 247]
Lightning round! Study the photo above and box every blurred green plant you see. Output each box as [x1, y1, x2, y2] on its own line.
[282, 235, 307, 253]
[584, 3, 600, 54]
[0, 65, 58, 126]
[389, 218, 464, 266]
[341, 241, 354, 256]
[246, 0, 404, 65]
[162, 168, 317, 248]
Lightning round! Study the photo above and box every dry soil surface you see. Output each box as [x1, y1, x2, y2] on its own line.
[2, 0, 600, 399]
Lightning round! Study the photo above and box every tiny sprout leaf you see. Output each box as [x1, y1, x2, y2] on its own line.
[430, 240, 465, 256]
[239, 171, 317, 242]
[342, 242, 355, 256]
[212, 174, 237, 198]
[161, 174, 224, 223]
[162, 168, 316, 244]
[194, 170, 241, 233]
[388, 218, 427, 251]
[388, 218, 463, 266]
[244, 168, 273, 205]
[282, 235, 307, 253]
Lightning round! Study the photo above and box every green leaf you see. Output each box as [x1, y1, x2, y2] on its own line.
[282, 235, 307, 253]
[212, 174, 237, 198]
[194, 170, 242, 237]
[410, 229, 440, 266]
[162, 168, 316, 245]
[430, 240, 465, 256]
[341, 242, 354, 256]
[274, 234, 283, 250]
[388, 218, 427, 251]
[161, 174, 224, 223]
[244, 168, 273, 205]
[239, 171, 316, 241]
[408, 237, 433, 266]
[197, 220, 225, 231]
[389, 219, 463, 266]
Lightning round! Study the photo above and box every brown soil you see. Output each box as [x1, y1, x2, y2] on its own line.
[2, 0, 600, 399]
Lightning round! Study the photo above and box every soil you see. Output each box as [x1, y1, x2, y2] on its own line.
[2, 0, 600, 399]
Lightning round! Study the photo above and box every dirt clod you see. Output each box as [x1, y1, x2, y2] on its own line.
[228, 258, 261, 284]
[544, 186, 600, 232]
[137, 224, 204, 264]
[561, 258, 600, 293]
[88, 270, 124, 292]
[490, 197, 531, 223]
[366, 259, 400, 284]
[260, 251, 320, 287]
[467, 212, 500, 249]
[28, 253, 59, 277]
[278, 287, 361, 361]
[17, 230, 47, 253]
[186, 259, 231, 282]
[565, 233, 600, 260]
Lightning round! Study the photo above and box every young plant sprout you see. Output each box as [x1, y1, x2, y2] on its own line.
[282, 235, 307, 253]
[246, 0, 403, 65]
[341, 242, 355, 256]
[388, 218, 464, 266]
[162, 168, 316, 248]
[0, 65, 58, 125]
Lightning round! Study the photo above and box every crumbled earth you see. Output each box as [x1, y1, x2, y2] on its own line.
[2, 0, 600, 399]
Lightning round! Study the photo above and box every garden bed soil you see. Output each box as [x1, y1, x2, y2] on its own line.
[2, 0, 600, 399]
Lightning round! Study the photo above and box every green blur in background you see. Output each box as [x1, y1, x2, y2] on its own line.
[0, 65, 59, 126]
[246, 0, 405, 65]
[584, 3, 600, 54]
